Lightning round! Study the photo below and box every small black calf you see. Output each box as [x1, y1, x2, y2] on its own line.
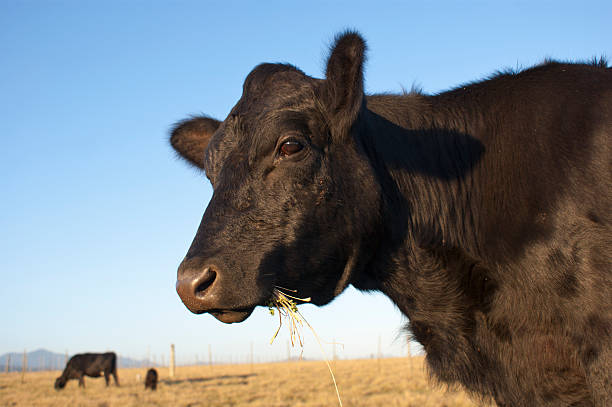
[144, 368, 158, 390]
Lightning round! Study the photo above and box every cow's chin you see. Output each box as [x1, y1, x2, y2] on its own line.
[210, 308, 255, 324]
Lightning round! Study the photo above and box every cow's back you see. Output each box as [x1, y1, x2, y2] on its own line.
[433, 62, 611, 261]
[441, 62, 611, 405]
[366, 61, 611, 405]
[69, 352, 116, 376]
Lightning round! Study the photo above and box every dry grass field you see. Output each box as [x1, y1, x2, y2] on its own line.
[0, 357, 490, 407]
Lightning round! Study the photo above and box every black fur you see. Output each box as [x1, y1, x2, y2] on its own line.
[170, 31, 611, 406]
[54, 352, 119, 389]
[144, 368, 158, 390]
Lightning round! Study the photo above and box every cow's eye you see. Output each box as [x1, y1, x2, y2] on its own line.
[280, 140, 303, 157]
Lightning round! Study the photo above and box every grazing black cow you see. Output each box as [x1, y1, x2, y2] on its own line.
[170, 32, 611, 406]
[144, 368, 158, 390]
[54, 352, 119, 389]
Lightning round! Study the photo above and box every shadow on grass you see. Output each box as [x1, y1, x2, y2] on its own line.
[161, 373, 256, 387]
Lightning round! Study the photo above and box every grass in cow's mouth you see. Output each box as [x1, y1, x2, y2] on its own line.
[268, 287, 343, 407]
[267, 288, 311, 346]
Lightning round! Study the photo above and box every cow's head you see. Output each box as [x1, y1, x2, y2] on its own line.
[171, 32, 381, 323]
[54, 376, 67, 389]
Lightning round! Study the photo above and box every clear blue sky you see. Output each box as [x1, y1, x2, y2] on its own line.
[1, 1, 610, 365]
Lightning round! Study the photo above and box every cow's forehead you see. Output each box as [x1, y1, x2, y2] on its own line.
[232, 63, 318, 117]
[203, 63, 322, 181]
[242, 63, 312, 94]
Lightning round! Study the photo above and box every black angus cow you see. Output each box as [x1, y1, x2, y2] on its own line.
[170, 32, 611, 406]
[54, 352, 119, 389]
[144, 368, 158, 390]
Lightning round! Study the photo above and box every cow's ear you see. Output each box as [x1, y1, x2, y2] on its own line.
[170, 116, 221, 170]
[321, 31, 366, 138]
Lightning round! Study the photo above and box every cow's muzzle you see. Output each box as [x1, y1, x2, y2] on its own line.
[175, 265, 255, 323]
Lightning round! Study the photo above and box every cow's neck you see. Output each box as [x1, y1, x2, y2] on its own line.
[365, 95, 485, 253]
[359, 93, 489, 315]
[355, 94, 499, 388]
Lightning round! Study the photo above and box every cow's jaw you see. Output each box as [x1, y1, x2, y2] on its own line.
[210, 308, 255, 324]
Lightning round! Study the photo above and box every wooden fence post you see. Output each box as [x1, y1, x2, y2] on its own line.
[5, 355, 10, 373]
[21, 350, 27, 383]
[377, 335, 382, 372]
[208, 344, 212, 369]
[407, 337, 412, 358]
[333, 338, 337, 361]
[169, 344, 175, 378]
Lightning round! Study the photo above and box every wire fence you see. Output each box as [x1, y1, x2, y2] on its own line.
[2, 337, 423, 374]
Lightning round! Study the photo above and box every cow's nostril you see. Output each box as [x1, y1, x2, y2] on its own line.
[194, 267, 217, 298]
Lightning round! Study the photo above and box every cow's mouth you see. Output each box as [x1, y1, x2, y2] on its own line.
[176, 275, 261, 323]
[209, 307, 255, 323]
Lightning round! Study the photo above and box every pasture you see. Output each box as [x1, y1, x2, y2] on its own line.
[0, 357, 485, 406]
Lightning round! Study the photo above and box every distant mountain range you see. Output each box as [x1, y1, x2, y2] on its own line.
[0, 349, 155, 372]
